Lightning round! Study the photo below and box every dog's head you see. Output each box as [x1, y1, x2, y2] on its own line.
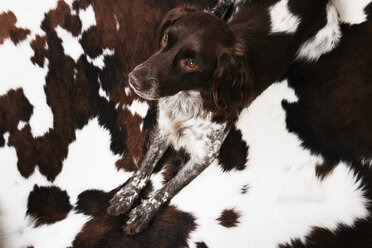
[129, 6, 253, 117]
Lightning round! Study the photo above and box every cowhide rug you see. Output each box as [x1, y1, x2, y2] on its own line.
[0, 0, 372, 247]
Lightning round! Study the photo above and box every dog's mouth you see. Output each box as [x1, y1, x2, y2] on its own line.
[129, 82, 160, 101]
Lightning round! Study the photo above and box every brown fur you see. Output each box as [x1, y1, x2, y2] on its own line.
[73, 216, 115, 248]
[241, 184, 250, 194]
[26, 185, 72, 227]
[8, 27, 30, 44]
[283, 22, 372, 164]
[218, 126, 248, 171]
[217, 208, 241, 228]
[364, 2, 372, 21]
[315, 162, 337, 180]
[201, 38, 254, 122]
[30, 35, 47, 67]
[0, 10, 30, 45]
[42, 0, 72, 32]
[73, 205, 197, 248]
[0, 11, 17, 43]
[196, 242, 210, 248]
[0, 88, 33, 146]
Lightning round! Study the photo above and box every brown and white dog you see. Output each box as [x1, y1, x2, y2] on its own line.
[107, 0, 341, 235]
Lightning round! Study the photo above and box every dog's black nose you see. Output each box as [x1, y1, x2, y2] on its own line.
[129, 72, 142, 91]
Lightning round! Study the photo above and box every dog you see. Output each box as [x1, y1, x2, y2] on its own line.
[107, 0, 340, 235]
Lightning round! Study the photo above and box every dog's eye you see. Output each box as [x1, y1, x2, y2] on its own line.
[161, 33, 168, 46]
[185, 59, 198, 69]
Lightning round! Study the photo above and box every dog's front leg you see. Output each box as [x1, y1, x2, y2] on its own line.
[124, 129, 226, 235]
[124, 158, 213, 235]
[107, 127, 168, 216]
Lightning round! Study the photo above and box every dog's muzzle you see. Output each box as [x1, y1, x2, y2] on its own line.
[128, 71, 159, 100]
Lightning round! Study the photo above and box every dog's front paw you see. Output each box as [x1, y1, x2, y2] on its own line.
[107, 185, 139, 216]
[124, 199, 160, 235]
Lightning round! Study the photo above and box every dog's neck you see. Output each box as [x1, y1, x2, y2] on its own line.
[229, 0, 340, 95]
[158, 91, 226, 158]
[158, 91, 205, 123]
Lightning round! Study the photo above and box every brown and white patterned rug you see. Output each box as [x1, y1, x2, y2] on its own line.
[1, 0, 372, 247]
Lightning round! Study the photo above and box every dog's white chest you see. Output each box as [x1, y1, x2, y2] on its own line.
[158, 91, 226, 161]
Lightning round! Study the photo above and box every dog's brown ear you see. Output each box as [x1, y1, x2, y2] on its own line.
[157, 6, 199, 48]
[202, 40, 255, 122]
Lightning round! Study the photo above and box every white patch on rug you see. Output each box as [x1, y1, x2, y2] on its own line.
[98, 83, 110, 101]
[25, 213, 90, 248]
[150, 168, 167, 193]
[17, 121, 27, 130]
[127, 99, 149, 118]
[87, 48, 115, 69]
[0, 142, 90, 248]
[114, 14, 120, 30]
[0, 208, 4, 248]
[54, 117, 132, 204]
[56, 26, 84, 62]
[269, 0, 301, 34]
[297, 2, 341, 61]
[63, 0, 75, 9]
[334, 0, 371, 24]
[2, 213, 90, 248]
[0, 39, 53, 137]
[79, 5, 96, 32]
[122, 95, 149, 131]
[171, 81, 368, 248]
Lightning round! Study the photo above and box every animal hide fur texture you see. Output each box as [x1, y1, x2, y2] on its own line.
[0, 0, 371, 247]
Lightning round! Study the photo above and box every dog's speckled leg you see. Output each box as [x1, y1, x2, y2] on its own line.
[124, 159, 212, 235]
[125, 128, 226, 235]
[107, 127, 168, 216]
[107, 174, 148, 215]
